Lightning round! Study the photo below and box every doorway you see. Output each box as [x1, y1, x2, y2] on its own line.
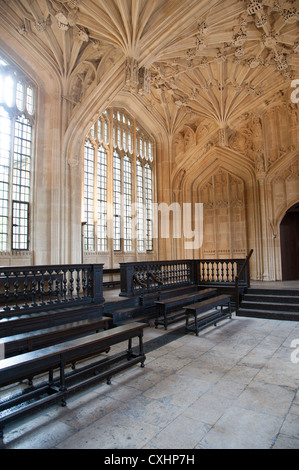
[280, 203, 299, 280]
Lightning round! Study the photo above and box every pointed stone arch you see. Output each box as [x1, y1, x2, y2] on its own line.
[279, 202, 299, 280]
[267, 152, 299, 280]
[171, 146, 260, 275]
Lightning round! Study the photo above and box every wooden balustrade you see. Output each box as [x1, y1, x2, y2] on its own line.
[0, 264, 104, 314]
[0, 253, 253, 311]
[197, 259, 244, 284]
[120, 255, 252, 297]
[120, 260, 194, 296]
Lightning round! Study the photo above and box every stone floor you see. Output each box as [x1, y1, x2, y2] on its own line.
[1, 306, 299, 449]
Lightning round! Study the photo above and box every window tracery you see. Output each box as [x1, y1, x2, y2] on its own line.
[83, 107, 154, 254]
[0, 54, 35, 251]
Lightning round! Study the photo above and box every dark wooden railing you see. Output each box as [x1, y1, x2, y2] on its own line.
[120, 255, 253, 297]
[235, 249, 254, 312]
[0, 264, 104, 315]
[0, 253, 253, 314]
[120, 260, 194, 296]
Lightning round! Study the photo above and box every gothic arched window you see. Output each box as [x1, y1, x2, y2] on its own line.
[0, 54, 35, 251]
[83, 108, 154, 254]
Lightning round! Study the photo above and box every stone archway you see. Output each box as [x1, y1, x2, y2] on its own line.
[280, 202, 299, 280]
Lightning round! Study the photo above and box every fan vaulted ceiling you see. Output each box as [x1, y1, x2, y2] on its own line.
[0, 0, 298, 136]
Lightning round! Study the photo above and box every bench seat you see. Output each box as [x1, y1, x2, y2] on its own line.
[141, 285, 198, 305]
[0, 303, 103, 338]
[103, 280, 120, 288]
[154, 288, 217, 329]
[0, 316, 111, 359]
[0, 321, 146, 437]
[103, 268, 120, 288]
[185, 294, 232, 335]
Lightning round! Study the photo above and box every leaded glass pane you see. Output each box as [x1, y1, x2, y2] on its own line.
[123, 156, 132, 252]
[113, 151, 121, 251]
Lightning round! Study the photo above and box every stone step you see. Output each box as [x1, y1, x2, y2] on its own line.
[237, 308, 299, 322]
[240, 300, 299, 312]
[243, 293, 299, 304]
[246, 288, 299, 297]
[238, 287, 299, 321]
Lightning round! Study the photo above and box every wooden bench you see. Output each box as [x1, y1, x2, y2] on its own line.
[103, 268, 120, 288]
[0, 303, 103, 338]
[103, 280, 120, 288]
[185, 294, 232, 336]
[0, 316, 111, 359]
[141, 284, 199, 307]
[0, 321, 147, 438]
[154, 288, 217, 329]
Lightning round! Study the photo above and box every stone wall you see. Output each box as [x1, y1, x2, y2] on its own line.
[170, 108, 299, 280]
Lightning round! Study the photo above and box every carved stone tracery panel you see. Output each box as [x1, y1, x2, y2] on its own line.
[200, 168, 247, 259]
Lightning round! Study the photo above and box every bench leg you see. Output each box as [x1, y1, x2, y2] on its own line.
[155, 306, 168, 329]
[195, 313, 199, 336]
[139, 334, 145, 368]
[215, 306, 224, 326]
[154, 306, 160, 328]
[59, 358, 67, 407]
[49, 367, 54, 385]
[164, 310, 168, 330]
[127, 338, 133, 358]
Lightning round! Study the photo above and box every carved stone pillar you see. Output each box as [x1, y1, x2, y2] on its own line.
[257, 175, 270, 280]
[290, 104, 299, 147]
[68, 158, 83, 264]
